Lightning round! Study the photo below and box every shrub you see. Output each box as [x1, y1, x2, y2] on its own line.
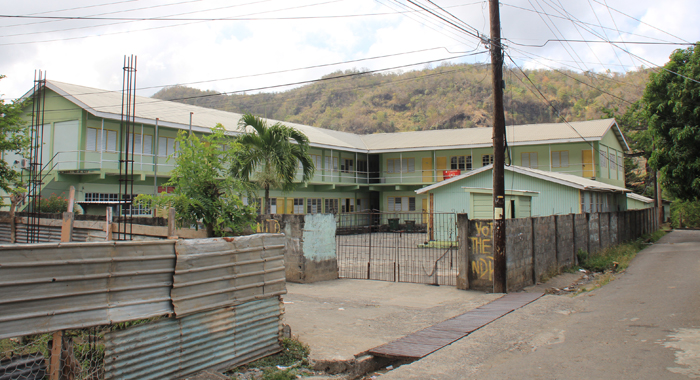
[670, 200, 700, 228]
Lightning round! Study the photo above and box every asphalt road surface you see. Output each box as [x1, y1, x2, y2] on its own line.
[382, 229, 700, 379]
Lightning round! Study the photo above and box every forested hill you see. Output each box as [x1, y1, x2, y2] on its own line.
[152, 63, 650, 133]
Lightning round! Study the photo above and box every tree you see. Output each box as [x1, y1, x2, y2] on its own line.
[642, 44, 700, 200]
[233, 113, 314, 215]
[0, 75, 30, 205]
[135, 125, 256, 237]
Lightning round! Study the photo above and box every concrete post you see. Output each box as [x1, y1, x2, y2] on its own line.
[456, 214, 469, 290]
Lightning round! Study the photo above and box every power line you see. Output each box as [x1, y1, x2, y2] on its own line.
[0, 0, 341, 45]
[6, 46, 474, 102]
[499, 2, 677, 44]
[589, 0, 690, 43]
[24, 51, 488, 112]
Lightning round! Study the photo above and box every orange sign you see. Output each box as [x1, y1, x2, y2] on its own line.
[443, 170, 460, 179]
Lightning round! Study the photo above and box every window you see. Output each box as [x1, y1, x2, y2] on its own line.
[609, 152, 616, 170]
[126, 132, 153, 155]
[521, 152, 538, 169]
[341, 198, 355, 213]
[158, 136, 179, 157]
[387, 158, 415, 173]
[482, 154, 494, 166]
[388, 196, 416, 212]
[86, 128, 118, 152]
[600, 149, 607, 168]
[551, 151, 569, 168]
[122, 202, 151, 216]
[618, 156, 623, 172]
[86, 127, 99, 151]
[269, 198, 277, 214]
[324, 198, 339, 214]
[309, 154, 322, 170]
[324, 156, 338, 172]
[341, 158, 354, 173]
[293, 198, 304, 214]
[119, 194, 151, 216]
[450, 155, 472, 171]
[307, 198, 322, 214]
[84, 193, 119, 202]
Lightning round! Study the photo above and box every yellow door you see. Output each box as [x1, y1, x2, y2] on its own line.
[422, 157, 433, 182]
[286, 198, 293, 214]
[436, 157, 447, 181]
[582, 150, 594, 178]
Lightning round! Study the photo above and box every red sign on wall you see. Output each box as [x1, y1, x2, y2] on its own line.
[443, 170, 461, 179]
[157, 186, 175, 194]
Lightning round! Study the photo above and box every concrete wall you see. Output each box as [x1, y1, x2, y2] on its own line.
[505, 218, 534, 292]
[460, 208, 660, 292]
[533, 215, 557, 281]
[556, 214, 575, 267]
[258, 213, 338, 284]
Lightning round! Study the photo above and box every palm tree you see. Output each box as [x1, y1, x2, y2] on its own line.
[233, 113, 314, 215]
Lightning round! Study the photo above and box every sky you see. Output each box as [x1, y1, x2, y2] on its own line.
[0, 0, 698, 101]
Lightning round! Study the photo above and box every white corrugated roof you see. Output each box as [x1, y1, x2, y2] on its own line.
[416, 164, 630, 194]
[35, 80, 628, 153]
[626, 193, 654, 203]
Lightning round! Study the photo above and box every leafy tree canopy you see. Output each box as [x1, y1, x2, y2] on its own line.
[642, 44, 700, 200]
[136, 125, 256, 237]
[0, 75, 30, 205]
[233, 113, 314, 215]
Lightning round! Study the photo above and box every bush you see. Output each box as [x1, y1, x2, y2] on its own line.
[670, 200, 700, 228]
[37, 193, 69, 213]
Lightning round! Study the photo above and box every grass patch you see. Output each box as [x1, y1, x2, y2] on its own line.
[577, 230, 667, 274]
[230, 338, 310, 380]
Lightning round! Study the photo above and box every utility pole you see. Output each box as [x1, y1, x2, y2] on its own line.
[489, 0, 507, 293]
[656, 171, 663, 226]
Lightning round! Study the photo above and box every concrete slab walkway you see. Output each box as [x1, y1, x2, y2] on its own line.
[282, 279, 500, 364]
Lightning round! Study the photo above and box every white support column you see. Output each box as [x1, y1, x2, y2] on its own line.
[399, 153, 403, 183]
[549, 144, 552, 172]
[100, 118, 104, 169]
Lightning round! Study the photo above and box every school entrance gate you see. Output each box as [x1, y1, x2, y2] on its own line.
[336, 212, 459, 286]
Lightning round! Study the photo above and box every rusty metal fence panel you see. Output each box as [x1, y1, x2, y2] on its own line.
[103, 297, 282, 380]
[0, 240, 176, 340]
[171, 234, 287, 317]
[336, 212, 458, 286]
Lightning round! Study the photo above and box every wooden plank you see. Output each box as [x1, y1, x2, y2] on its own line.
[369, 293, 544, 359]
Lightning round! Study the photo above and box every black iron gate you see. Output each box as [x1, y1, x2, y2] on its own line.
[336, 212, 459, 286]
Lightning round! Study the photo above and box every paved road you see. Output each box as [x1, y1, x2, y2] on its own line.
[382, 230, 700, 379]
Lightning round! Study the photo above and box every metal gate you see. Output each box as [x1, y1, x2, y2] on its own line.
[336, 212, 459, 286]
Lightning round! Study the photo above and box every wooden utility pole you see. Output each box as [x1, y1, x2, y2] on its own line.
[489, 0, 507, 293]
[656, 171, 663, 226]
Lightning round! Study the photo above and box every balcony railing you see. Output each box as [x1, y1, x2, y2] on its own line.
[48, 150, 176, 173]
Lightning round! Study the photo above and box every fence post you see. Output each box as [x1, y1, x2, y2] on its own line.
[9, 193, 20, 244]
[456, 214, 469, 290]
[49, 330, 63, 380]
[60, 186, 76, 243]
[167, 207, 178, 239]
[105, 207, 113, 241]
[530, 217, 536, 285]
[553, 215, 559, 268]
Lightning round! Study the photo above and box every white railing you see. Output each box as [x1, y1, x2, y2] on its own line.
[49, 150, 176, 173]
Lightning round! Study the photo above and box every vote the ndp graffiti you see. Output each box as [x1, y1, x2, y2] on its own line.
[469, 220, 494, 289]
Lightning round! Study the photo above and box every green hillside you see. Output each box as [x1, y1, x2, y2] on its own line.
[152, 63, 650, 133]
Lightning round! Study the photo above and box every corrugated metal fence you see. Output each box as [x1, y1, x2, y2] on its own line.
[0, 234, 286, 379]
